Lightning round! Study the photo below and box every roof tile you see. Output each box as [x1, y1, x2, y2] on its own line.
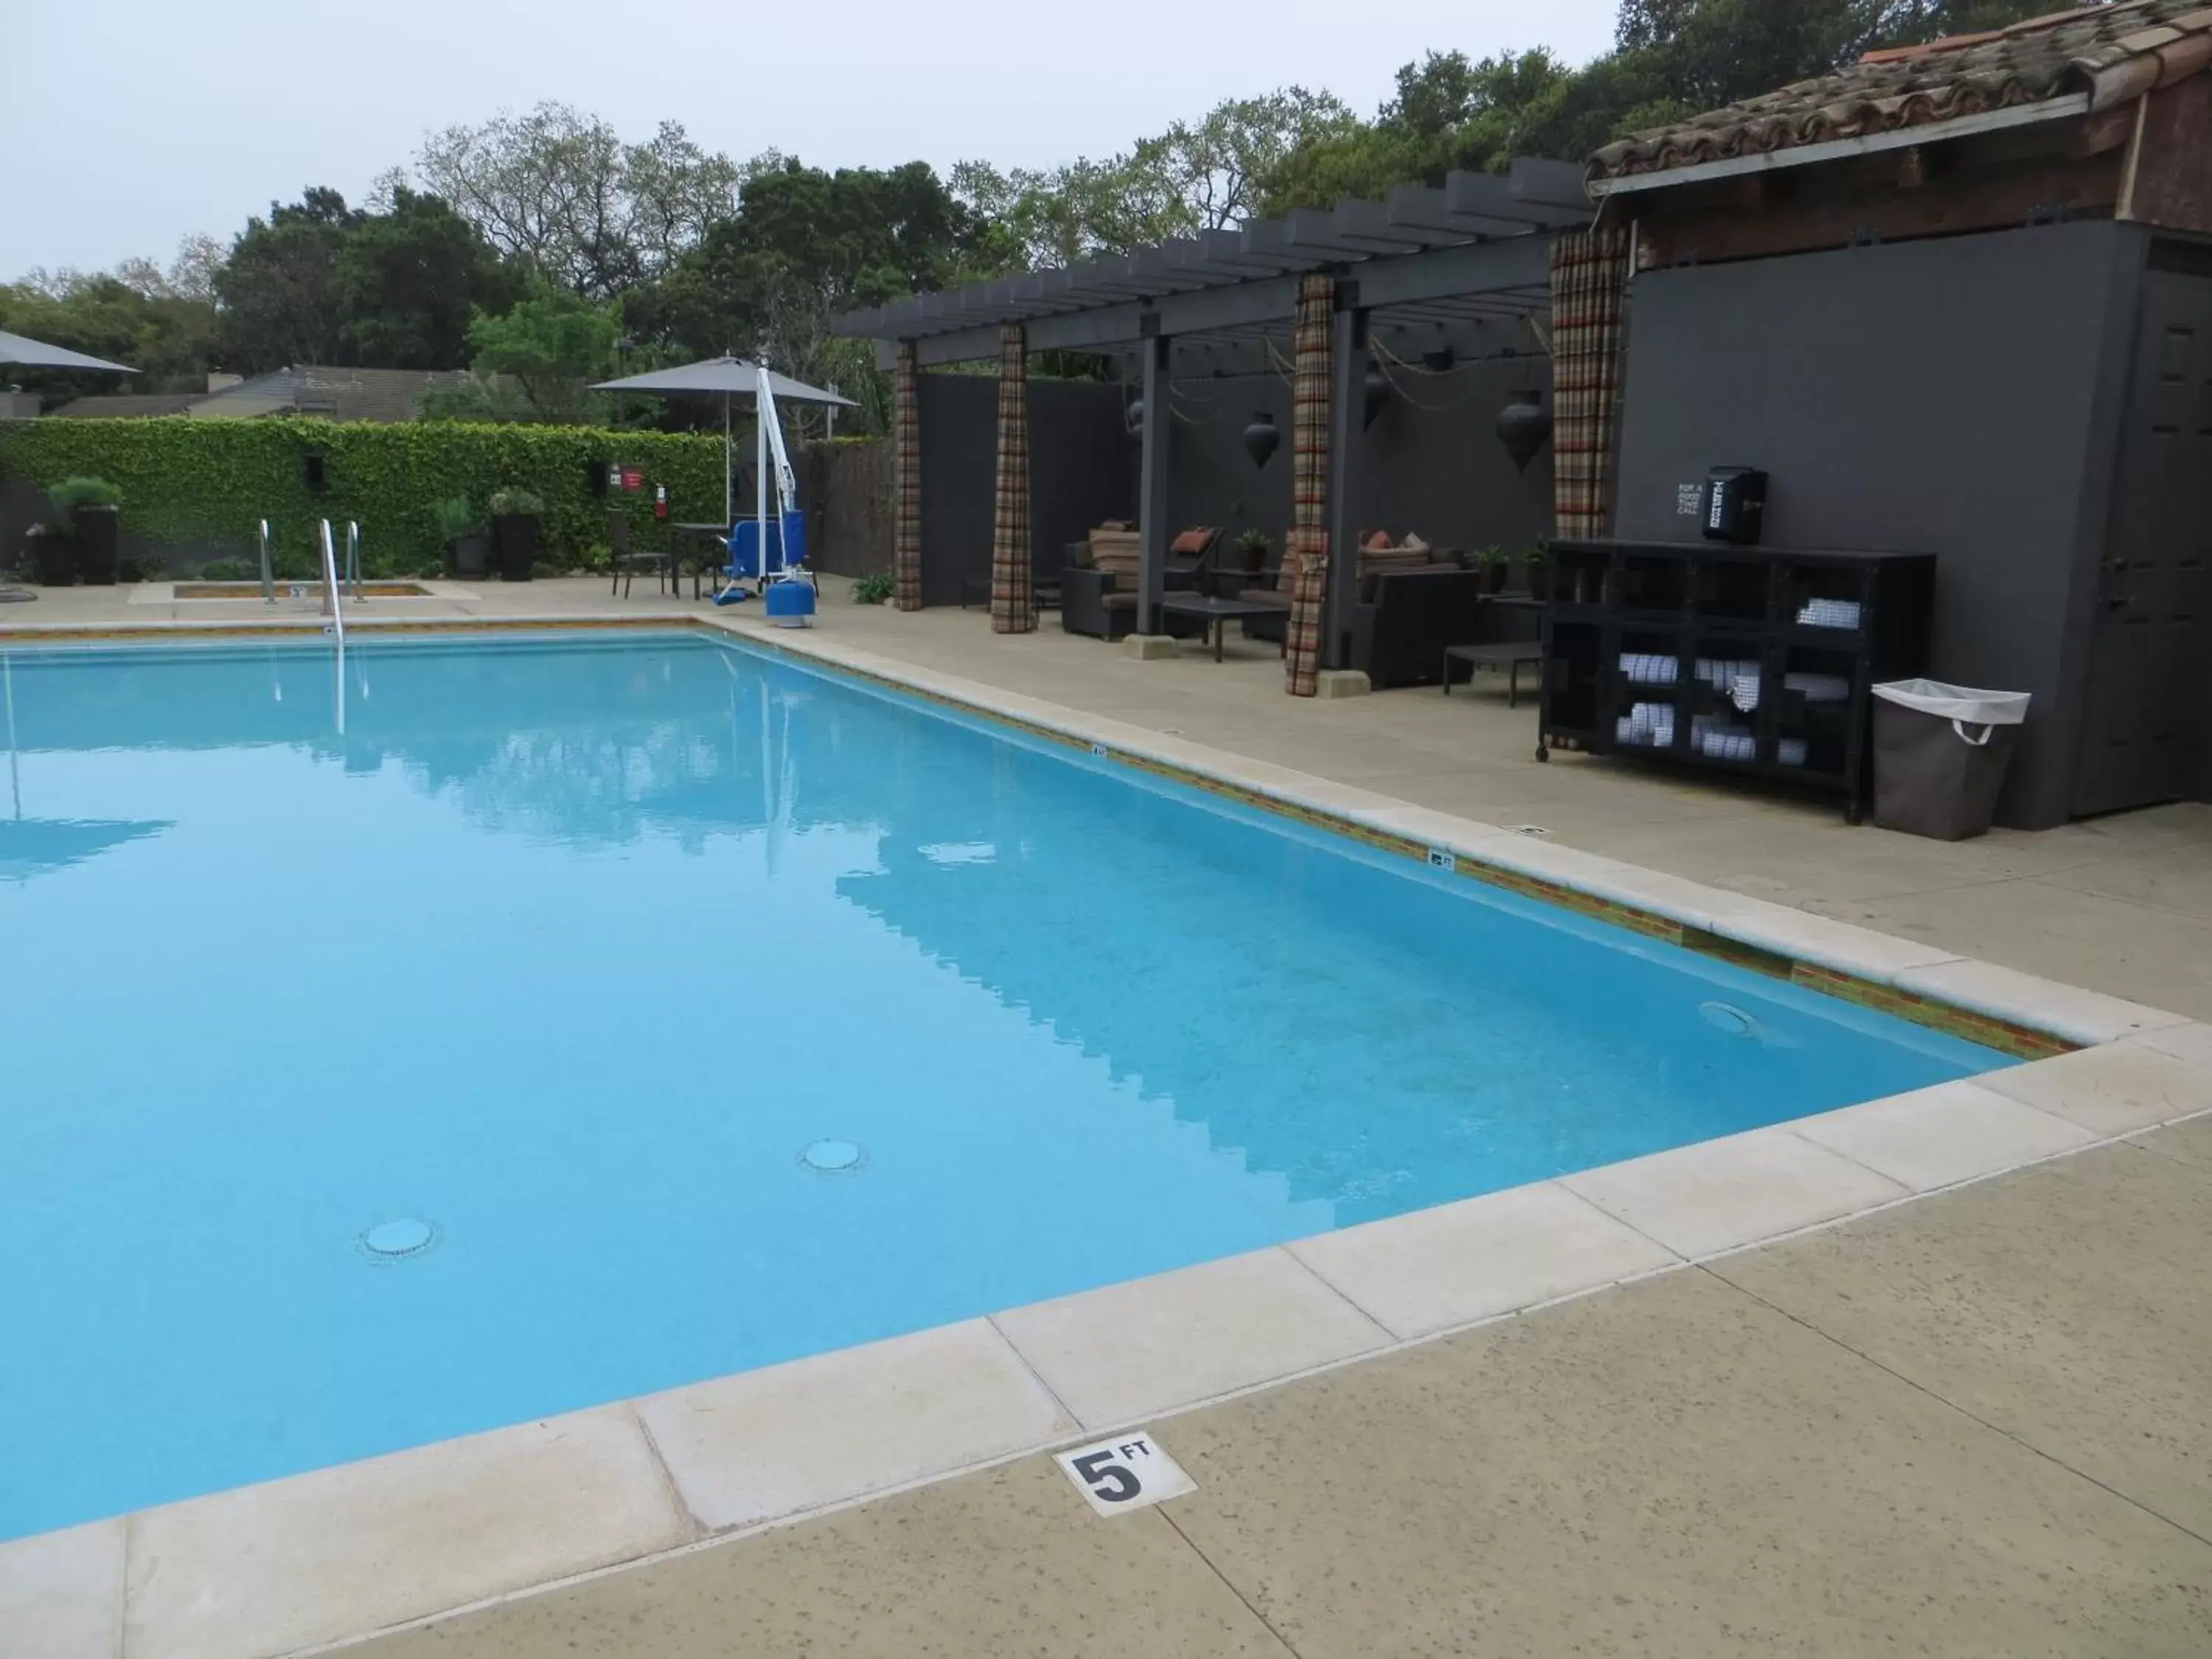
[1590, 0, 2212, 180]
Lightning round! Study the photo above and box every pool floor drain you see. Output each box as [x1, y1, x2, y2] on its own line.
[358, 1217, 439, 1262]
[801, 1138, 866, 1174]
[1698, 1001, 1758, 1037]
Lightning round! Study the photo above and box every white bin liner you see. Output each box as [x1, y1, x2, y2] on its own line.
[1873, 679, 2031, 745]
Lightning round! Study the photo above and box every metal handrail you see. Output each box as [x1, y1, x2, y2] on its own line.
[257, 519, 274, 604]
[344, 521, 363, 599]
[319, 519, 345, 645]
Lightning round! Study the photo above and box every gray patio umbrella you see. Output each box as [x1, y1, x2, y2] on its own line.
[0, 330, 136, 373]
[590, 356, 854, 524]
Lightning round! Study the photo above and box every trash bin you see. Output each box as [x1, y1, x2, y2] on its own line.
[1871, 679, 2031, 840]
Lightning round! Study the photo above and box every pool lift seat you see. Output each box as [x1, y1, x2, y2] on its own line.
[712, 361, 815, 626]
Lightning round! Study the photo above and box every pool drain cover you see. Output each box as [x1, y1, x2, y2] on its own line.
[1698, 1001, 1758, 1037]
[358, 1217, 439, 1262]
[801, 1138, 866, 1174]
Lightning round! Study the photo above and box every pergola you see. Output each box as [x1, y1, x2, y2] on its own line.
[832, 160, 1626, 695]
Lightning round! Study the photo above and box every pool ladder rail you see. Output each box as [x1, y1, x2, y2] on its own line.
[318, 520, 347, 644]
[265, 519, 362, 610]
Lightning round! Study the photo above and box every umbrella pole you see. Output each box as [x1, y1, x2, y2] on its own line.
[723, 392, 732, 527]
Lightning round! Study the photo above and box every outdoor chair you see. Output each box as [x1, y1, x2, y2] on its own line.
[1060, 527, 1208, 641]
[608, 511, 674, 598]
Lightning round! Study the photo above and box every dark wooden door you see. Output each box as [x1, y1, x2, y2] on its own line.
[2073, 270, 2212, 816]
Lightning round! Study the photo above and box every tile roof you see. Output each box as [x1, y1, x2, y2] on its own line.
[46, 393, 202, 419]
[1590, 0, 2212, 181]
[190, 366, 473, 422]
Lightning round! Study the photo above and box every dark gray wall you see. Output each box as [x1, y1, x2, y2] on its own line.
[1613, 220, 2133, 828]
[1164, 330, 1554, 560]
[916, 373, 1130, 608]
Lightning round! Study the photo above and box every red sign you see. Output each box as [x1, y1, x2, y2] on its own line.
[621, 467, 644, 492]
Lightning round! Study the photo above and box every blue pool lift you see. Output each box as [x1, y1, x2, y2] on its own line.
[590, 356, 855, 624]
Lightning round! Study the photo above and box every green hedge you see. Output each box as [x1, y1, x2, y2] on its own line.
[0, 417, 728, 577]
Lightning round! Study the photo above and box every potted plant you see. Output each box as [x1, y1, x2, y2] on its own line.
[1523, 541, 1551, 602]
[435, 495, 489, 580]
[1233, 527, 1271, 577]
[1474, 545, 1510, 595]
[49, 477, 122, 585]
[24, 524, 73, 586]
[487, 488, 544, 582]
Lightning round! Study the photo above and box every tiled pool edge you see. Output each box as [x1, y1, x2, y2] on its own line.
[19, 1088, 2203, 1659]
[709, 615, 2185, 1058]
[7, 613, 2208, 1658]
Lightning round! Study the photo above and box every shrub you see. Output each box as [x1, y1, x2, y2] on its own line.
[49, 476, 122, 517]
[0, 417, 723, 574]
[432, 495, 481, 540]
[198, 557, 253, 580]
[488, 487, 546, 517]
[851, 568, 896, 605]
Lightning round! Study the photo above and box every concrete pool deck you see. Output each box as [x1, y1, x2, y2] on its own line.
[6, 580, 2212, 1656]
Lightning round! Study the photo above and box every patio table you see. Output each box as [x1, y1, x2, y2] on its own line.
[1443, 641, 1545, 707]
[1158, 594, 1284, 662]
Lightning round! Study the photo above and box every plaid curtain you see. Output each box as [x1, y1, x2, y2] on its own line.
[1550, 229, 1630, 540]
[989, 323, 1034, 633]
[1283, 272, 1334, 696]
[893, 341, 922, 611]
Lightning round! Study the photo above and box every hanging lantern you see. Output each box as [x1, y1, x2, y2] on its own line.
[1363, 364, 1391, 430]
[1241, 410, 1280, 468]
[1496, 392, 1552, 472]
[1124, 397, 1144, 437]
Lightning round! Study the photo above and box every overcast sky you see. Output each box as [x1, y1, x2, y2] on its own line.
[4, 0, 1618, 279]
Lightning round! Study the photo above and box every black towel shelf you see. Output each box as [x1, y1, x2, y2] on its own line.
[1537, 540, 1936, 823]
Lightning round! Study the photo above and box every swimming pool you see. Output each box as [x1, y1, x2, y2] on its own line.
[0, 630, 2008, 1540]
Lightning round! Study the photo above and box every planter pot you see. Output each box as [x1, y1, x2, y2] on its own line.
[1237, 546, 1267, 575]
[451, 532, 490, 580]
[1480, 563, 1507, 595]
[493, 514, 538, 582]
[28, 532, 77, 587]
[72, 507, 119, 585]
[1525, 562, 1551, 602]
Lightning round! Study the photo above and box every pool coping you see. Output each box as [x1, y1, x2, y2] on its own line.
[6, 611, 2209, 1659]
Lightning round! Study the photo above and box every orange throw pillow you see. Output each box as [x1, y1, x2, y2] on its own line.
[1169, 528, 1214, 555]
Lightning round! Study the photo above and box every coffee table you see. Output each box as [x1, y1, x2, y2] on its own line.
[1443, 641, 1545, 707]
[1158, 594, 1284, 662]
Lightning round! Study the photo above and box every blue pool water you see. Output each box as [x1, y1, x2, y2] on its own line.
[0, 632, 2006, 1538]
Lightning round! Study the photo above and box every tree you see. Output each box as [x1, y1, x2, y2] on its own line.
[956, 88, 1355, 268]
[414, 103, 741, 299]
[626, 159, 1009, 430]
[1257, 0, 2087, 213]
[1259, 51, 1589, 210]
[337, 187, 521, 368]
[213, 187, 361, 371]
[428, 284, 620, 423]
[0, 264, 222, 397]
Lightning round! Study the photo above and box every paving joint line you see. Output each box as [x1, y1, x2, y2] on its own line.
[1158, 1505, 1306, 1658]
[1692, 1260, 2212, 1554]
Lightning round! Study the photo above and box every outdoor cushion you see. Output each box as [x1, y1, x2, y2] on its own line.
[1402, 532, 1430, 552]
[1358, 544, 1433, 577]
[1090, 528, 1141, 576]
[1170, 528, 1215, 555]
[1363, 529, 1395, 551]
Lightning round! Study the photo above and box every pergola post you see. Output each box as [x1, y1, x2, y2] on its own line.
[1324, 300, 1366, 669]
[1135, 329, 1172, 638]
[893, 340, 922, 611]
[988, 322, 1034, 633]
